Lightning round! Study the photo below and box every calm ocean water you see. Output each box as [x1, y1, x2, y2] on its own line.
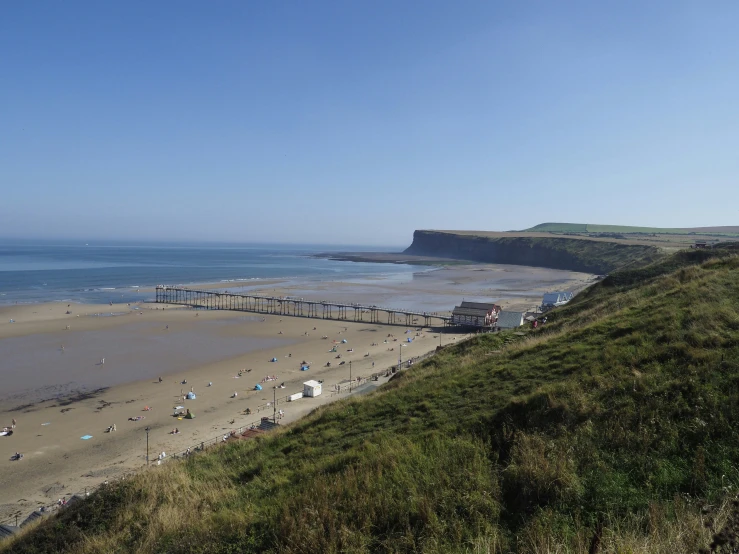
[0, 240, 419, 305]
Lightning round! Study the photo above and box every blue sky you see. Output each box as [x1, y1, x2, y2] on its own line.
[1, 1, 738, 245]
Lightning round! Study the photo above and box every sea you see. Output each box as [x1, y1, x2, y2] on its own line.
[0, 240, 423, 305]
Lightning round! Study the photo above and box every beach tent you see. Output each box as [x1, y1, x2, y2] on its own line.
[301, 365, 309, 371]
[341, 339, 348, 343]
[186, 392, 196, 400]
[270, 357, 278, 362]
[185, 411, 195, 419]
[407, 338, 412, 342]
[254, 384, 263, 391]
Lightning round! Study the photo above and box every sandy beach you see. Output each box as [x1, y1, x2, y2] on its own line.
[0, 263, 595, 523]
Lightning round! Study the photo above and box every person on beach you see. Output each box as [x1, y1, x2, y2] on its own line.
[158, 377, 163, 383]
[12, 419, 17, 429]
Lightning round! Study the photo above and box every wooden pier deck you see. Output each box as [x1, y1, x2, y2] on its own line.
[155, 286, 452, 327]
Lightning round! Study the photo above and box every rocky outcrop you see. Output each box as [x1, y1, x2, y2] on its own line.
[404, 230, 661, 274]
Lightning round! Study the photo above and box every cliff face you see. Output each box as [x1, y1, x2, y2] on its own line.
[404, 230, 661, 274]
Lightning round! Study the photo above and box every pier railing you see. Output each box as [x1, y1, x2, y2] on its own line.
[155, 285, 452, 327]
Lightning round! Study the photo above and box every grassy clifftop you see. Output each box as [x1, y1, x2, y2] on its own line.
[525, 222, 739, 235]
[404, 230, 662, 273]
[5, 246, 739, 553]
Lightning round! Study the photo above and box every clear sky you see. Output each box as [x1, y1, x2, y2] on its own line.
[2, 1, 738, 246]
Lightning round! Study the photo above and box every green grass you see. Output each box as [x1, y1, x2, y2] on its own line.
[6, 247, 739, 553]
[525, 222, 739, 235]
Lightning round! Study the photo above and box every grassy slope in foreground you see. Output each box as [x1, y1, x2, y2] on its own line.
[5, 246, 739, 553]
[525, 222, 739, 235]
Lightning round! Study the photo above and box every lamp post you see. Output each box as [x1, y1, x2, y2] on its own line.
[273, 386, 277, 423]
[145, 426, 150, 465]
[349, 360, 352, 392]
[398, 344, 402, 371]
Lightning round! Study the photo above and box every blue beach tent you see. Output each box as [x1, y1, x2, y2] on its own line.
[254, 384, 263, 391]
[186, 392, 196, 400]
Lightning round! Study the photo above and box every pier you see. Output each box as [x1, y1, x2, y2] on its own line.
[155, 286, 452, 327]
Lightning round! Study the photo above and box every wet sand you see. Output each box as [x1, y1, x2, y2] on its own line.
[0, 263, 595, 523]
[209, 262, 596, 313]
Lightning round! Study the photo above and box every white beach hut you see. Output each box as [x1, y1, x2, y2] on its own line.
[496, 311, 525, 329]
[303, 380, 322, 398]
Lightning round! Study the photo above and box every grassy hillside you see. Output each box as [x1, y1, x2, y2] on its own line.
[524, 222, 739, 235]
[5, 246, 739, 553]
